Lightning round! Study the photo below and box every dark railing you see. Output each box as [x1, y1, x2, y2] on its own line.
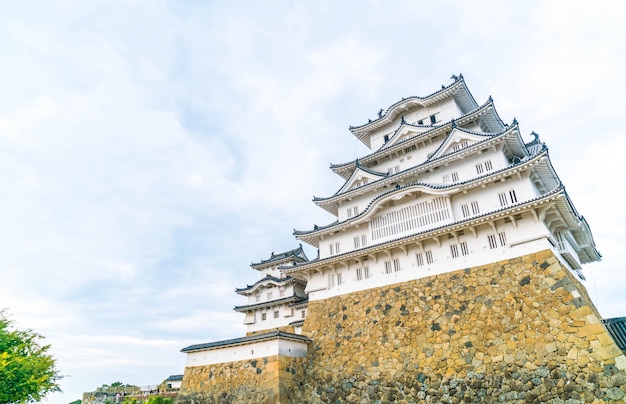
[603, 317, 626, 352]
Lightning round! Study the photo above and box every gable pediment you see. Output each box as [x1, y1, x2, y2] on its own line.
[380, 124, 430, 151]
[429, 128, 489, 160]
[336, 165, 386, 195]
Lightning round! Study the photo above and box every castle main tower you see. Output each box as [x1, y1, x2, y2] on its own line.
[178, 76, 626, 403]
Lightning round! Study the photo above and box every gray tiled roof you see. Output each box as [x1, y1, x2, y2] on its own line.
[235, 275, 304, 294]
[180, 330, 312, 353]
[602, 317, 626, 351]
[251, 244, 308, 268]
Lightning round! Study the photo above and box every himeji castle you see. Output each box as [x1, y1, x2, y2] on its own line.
[287, 73, 600, 300]
[177, 76, 626, 403]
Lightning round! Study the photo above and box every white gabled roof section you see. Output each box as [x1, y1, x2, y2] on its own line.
[429, 127, 492, 160]
[314, 163, 386, 216]
[379, 123, 430, 151]
[335, 164, 386, 195]
[348, 75, 477, 149]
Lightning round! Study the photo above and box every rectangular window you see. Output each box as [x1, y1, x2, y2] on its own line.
[354, 236, 360, 249]
[476, 160, 493, 175]
[460, 241, 469, 256]
[364, 266, 371, 279]
[267, 292, 273, 300]
[301, 310, 306, 319]
[488, 234, 498, 249]
[335, 242, 340, 254]
[430, 114, 437, 124]
[356, 267, 363, 281]
[261, 313, 267, 321]
[388, 165, 400, 175]
[279, 289, 285, 297]
[425, 250, 434, 264]
[385, 261, 393, 274]
[329, 243, 334, 255]
[498, 192, 508, 207]
[416, 252, 424, 267]
[404, 145, 416, 153]
[471, 201, 480, 215]
[417, 119, 424, 125]
[443, 173, 459, 183]
[498, 232, 507, 246]
[393, 258, 401, 272]
[354, 206, 359, 215]
[370, 196, 451, 241]
[327, 274, 335, 288]
[273, 311, 279, 319]
[461, 203, 470, 218]
[255, 295, 261, 302]
[452, 141, 468, 152]
[337, 273, 343, 285]
[499, 190, 517, 207]
[450, 243, 459, 258]
[361, 235, 367, 247]
[347, 207, 352, 217]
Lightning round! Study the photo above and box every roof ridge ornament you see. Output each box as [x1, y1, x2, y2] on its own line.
[512, 117, 518, 126]
[401, 116, 406, 124]
[378, 109, 384, 118]
[450, 74, 459, 81]
[531, 131, 540, 142]
[450, 118, 457, 129]
[488, 95, 493, 102]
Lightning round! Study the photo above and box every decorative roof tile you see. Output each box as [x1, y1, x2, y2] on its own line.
[180, 330, 312, 353]
[250, 244, 308, 268]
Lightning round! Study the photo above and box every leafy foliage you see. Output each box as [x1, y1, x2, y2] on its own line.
[144, 397, 173, 404]
[0, 311, 61, 404]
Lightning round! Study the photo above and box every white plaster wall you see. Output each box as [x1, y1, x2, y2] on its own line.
[307, 215, 558, 301]
[246, 301, 300, 333]
[369, 98, 460, 150]
[185, 338, 309, 367]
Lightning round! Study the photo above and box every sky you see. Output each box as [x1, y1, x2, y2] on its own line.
[0, 1, 625, 402]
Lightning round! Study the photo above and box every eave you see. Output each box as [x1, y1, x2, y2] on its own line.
[287, 186, 568, 277]
[333, 97, 505, 180]
[233, 295, 304, 313]
[181, 330, 311, 353]
[296, 148, 549, 246]
[235, 275, 305, 295]
[348, 75, 478, 148]
[314, 124, 531, 216]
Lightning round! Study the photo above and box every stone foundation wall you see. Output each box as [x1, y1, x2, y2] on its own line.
[291, 250, 626, 403]
[246, 325, 296, 337]
[177, 250, 626, 403]
[176, 354, 306, 404]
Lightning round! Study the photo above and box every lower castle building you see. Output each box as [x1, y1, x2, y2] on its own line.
[176, 76, 626, 403]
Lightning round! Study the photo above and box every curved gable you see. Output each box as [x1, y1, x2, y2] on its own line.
[335, 164, 387, 195]
[429, 127, 493, 160]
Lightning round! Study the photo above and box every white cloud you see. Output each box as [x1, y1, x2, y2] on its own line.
[0, 1, 623, 402]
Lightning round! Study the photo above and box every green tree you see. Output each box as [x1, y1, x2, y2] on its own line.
[0, 311, 61, 404]
[145, 397, 173, 404]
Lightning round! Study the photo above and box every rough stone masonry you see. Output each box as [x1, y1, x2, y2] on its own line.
[177, 250, 626, 403]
